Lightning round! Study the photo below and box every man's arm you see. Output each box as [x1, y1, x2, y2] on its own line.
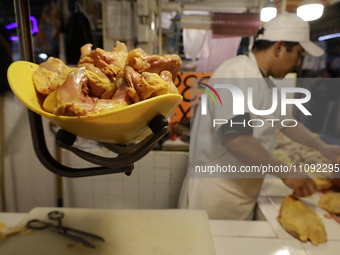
[224, 133, 316, 197]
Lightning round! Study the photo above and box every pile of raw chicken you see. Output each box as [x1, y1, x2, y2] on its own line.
[33, 42, 181, 116]
[273, 131, 334, 190]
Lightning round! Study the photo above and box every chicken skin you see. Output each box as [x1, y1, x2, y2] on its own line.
[125, 66, 170, 102]
[78, 41, 127, 79]
[53, 68, 131, 116]
[54, 67, 96, 116]
[319, 192, 340, 214]
[33, 42, 181, 117]
[126, 48, 181, 82]
[277, 195, 327, 246]
[32, 57, 73, 95]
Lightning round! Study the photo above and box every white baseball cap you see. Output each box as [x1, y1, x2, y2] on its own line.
[256, 13, 324, 57]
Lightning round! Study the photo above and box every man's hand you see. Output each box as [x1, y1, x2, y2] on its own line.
[281, 177, 316, 197]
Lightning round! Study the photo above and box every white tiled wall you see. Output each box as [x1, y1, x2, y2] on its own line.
[62, 150, 188, 210]
[1, 94, 188, 212]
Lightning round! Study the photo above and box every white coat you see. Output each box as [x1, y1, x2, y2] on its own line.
[178, 52, 290, 220]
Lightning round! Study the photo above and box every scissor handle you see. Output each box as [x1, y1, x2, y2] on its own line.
[26, 219, 50, 230]
[48, 211, 64, 220]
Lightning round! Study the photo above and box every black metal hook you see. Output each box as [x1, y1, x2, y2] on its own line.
[29, 110, 168, 177]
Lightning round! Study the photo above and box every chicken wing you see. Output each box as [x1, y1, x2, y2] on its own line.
[78, 41, 127, 79]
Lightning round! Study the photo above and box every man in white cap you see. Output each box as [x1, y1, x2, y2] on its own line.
[178, 13, 340, 220]
[253, 12, 324, 77]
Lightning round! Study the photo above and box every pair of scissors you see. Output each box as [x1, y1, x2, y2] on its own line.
[26, 211, 105, 248]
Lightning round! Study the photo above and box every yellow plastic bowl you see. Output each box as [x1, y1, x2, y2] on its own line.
[7, 61, 183, 144]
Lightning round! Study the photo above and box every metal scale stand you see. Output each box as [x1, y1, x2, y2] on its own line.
[14, 0, 169, 178]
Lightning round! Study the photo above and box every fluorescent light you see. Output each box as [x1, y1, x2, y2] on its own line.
[183, 11, 209, 16]
[318, 32, 340, 41]
[260, 1, 277, 23]
[297, 1, 324, 21]
[260, 7, 277, 22]
[39, 53, 48, 60]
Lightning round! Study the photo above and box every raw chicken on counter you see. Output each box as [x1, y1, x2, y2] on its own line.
[277, 195, 327, 246]
[318, 192, 340, 224]
[273, 131, 336, 191]
[32, 41, 181, 116]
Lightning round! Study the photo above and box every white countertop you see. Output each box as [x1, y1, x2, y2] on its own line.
[1, 177, 340, 255]
[0, 213, 26, 231]
[210, 177, 340, 255]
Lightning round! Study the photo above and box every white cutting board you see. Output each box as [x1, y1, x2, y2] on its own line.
[0, 207, 216, 255]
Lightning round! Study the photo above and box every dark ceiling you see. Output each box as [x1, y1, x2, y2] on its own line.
[0, 0, 46, 24]
[310, 1, 340, 40]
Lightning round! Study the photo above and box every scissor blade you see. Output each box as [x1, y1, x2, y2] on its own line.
[56, 231, 96, 248]
[62, 226, 105, 242]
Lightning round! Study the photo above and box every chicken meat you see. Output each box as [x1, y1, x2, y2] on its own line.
[32, 57, 73, 95]
[33, 41, 181, 117]
[54, 67, 96, 116]
[319, 192, 340, 214]
[126, 48, 181, 82]
[125, 66, 173, 103]
[277, 195, 327, 246]
[53, 67, 132, 116]
[78, 41, 127, 79]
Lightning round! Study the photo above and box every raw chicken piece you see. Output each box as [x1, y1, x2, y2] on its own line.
[82, 62, 107, 79]
[159, 70, 179, 94]
[78, 42, 127, 78]
[124, 66, 140, 103]
[102, 41, 127, 70]
[32, 57, 73, 95]
[142, 72, 170, 97]
[54, 68, 132, 116]
[313, 178, 334, 191]
[125, 66, 170, 103]
[277, 195, 327, 246]
[93, 78, 132, 114]
[86, 70, 117, 99]
[33, 41, 182, 117]
[274, 131, 331, 168]
[54, 67, 97, 116]
[319, 192, 340, 214]
[126, 48, 181, 81]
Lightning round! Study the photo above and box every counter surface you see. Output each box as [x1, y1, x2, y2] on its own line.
[1, 177, 339, 255]
[211, 177, 340, 255]
[0, 208, 215, 255]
